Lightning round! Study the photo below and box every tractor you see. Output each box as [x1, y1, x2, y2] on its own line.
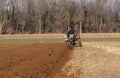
[64, 33, 82, 49]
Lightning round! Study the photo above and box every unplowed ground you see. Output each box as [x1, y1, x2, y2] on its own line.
[56, 42, 120, 78]
[0, 43, 71, 78]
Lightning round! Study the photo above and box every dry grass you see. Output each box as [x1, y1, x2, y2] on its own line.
[56, 42, 120, 78]
[0, 33, 120, 39]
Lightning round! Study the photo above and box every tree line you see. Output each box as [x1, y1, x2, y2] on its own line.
[0, 0, 120, 34]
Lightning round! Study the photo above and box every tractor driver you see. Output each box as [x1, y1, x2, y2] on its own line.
[67, 27, 76, 38]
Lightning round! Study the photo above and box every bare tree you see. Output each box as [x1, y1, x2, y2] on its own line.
[0, 0, 6, 34]
[0, 0, 120, 34]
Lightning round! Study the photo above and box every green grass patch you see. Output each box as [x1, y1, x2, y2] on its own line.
[81, 37, 120, 42]
[0, 37, 120, 43]
[0, 38, 64, 43]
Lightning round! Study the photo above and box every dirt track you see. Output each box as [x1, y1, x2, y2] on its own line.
[0, 33, 120, 39]
[0, 43, 71, 78]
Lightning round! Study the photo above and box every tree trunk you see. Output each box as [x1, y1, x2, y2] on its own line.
[38, 19, 42, 34]
[0, 22, 2, 34]
[0, 18, 5, 34]
[67, 9, 70, 30]
[80, 21, 82, 34]
[99, 20, 103, 33]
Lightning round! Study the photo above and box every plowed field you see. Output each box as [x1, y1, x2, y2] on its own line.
[0, 43, 71, 78]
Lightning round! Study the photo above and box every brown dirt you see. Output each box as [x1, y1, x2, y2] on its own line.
[0, 43, 71, 78]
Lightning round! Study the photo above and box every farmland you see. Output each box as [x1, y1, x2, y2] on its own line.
[0, 33, 120, 78]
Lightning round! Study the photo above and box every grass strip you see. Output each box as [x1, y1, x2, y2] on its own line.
[0, 37, 120, 43]
[0, 38, 64, 43]
[81, 37, 120, 42]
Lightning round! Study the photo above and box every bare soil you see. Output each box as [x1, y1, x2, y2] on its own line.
[56, 42, 120, 78]
[0, 43, 71, 78]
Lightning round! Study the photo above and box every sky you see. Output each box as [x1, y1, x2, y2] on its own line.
[2, 0, 120, 11]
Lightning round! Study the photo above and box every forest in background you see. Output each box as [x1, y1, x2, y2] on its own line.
[0, 0, 120, 34]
